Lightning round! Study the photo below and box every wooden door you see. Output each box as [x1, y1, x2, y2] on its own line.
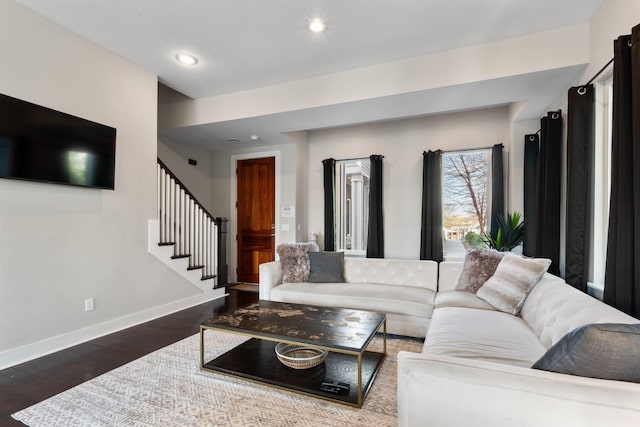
[236, 157, 275, 283]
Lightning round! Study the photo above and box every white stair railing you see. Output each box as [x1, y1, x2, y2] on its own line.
[157, 158, 228, 286]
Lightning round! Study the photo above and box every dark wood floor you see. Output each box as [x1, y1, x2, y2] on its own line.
[0, 289, 258, 427]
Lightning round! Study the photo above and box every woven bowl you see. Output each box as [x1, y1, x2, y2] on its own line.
[275, 343, 328, 369]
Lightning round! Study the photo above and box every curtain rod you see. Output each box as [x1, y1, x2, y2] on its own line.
[335, 155, 384, 162]
[336, 157, 366, 162]
[532, 109, 562, 135]
[441, 145, 498, 154]
[585, 57, 614, 86]
[529, 57, 614, 136]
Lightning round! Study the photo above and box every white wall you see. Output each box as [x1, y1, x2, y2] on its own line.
[0, 1, 209, 368]
[286, 131, 310, 242]
[586, 0, 640, 83]
[308, 107, 510, 259]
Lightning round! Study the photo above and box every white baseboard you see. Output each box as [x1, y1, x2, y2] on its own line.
[0, 290, 227, 370]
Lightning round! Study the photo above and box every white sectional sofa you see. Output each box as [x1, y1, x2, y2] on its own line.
[398, 261, 640, 426]
[260, 255, 640, 425]
[259, 257, 438, 337]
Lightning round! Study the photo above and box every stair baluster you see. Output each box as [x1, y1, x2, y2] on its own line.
[157, 159, 227, 287]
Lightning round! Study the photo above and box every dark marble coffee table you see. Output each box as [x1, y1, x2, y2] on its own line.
[200, 300, 386, 407]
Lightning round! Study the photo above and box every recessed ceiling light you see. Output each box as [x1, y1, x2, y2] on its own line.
[175, 52, 198, 65]
[308, 18, 326, 33]
[228, 138, 240, 143]
[250, 135, 259, 140]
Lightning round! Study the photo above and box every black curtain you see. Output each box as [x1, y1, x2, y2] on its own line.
[490, 143, 505, 237]
[366, 155, 384, 258]
[535, 111, 563, 275]
[420, 150, 443, 262]
[565, 85, 595, 292]
[604, 26, 640, 317]
[523, 134, 539, 257]
[322, 158, 336, 251]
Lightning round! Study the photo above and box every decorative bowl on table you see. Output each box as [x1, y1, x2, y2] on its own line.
[275, 343, 328, 369]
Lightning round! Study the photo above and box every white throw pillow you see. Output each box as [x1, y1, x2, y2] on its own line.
[476, 253, 551, 315]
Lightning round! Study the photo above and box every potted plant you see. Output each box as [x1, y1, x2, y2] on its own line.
[463, 231, 487, 250]
[483, 212, 525, 252]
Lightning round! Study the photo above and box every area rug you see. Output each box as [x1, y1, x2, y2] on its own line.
[12, 330, 423, 426]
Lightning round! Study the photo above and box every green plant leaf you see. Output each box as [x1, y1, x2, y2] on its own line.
[482, 212, 524, 251]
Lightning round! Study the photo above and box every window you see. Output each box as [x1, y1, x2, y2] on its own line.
[442, 149, 492, 259]
[335, 158, 370, 254]
[591, 76, 613, 292]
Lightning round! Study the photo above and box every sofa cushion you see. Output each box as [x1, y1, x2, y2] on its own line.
[532, 323, 640, 383]
[521, 275, 639, 348]
[308, 251, 344, 283]
[343, 258, 438, 291]
[270, 282, 435, 318]
[476, 254, 551, 315]
[435, 290, 496, 310]
[276, 242, 318, 283]
[423, 306, 547, 367]
[455, 249, 505, 293]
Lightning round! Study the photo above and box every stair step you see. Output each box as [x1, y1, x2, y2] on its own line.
[171, 254, 190, 259]
[187, 265, 204, 271]
[158, 242, 175, 247]
[201, 274, 217, 281]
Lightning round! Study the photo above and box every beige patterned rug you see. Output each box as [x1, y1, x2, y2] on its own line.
[12, 330, 423, 426]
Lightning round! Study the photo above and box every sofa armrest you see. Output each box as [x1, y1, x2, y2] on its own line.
[397, 352, 640, 427]
[259, 261, 282, 300]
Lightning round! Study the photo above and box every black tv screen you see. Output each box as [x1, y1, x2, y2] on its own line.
[0, 94, 116, 189]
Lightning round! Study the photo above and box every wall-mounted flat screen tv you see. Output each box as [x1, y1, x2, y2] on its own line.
[0, 93, 116, 190]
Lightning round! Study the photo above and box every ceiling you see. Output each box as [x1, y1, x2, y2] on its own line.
[15, 0, 605, 150]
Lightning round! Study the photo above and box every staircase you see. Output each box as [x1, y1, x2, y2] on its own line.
[148, 158, 228, 292]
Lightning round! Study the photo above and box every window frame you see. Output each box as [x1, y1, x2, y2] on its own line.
[441, 148, 494, 260]
[334, 158, 370, 257]
[590, 75, 613, 295]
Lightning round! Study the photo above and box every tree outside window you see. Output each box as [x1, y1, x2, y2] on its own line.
[442, 150, 491, 256]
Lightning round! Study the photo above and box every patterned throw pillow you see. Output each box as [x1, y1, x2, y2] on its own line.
[476, 253, 551, 315]
[277, 242, 319, 283]
[455, 249, 505, 293]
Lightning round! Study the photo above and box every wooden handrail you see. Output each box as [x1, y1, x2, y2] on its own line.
[157, 157, 219, 222]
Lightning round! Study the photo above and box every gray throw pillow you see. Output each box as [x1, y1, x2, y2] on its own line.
[308, 251, 344, 283]
[455, 249, 505, 293]
[532, 323, 640, 383]
[277, 242, 319, 283]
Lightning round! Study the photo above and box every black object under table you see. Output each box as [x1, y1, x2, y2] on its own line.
[200, 300, 386, 407]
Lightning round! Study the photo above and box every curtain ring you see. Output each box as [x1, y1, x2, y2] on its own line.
[529, 135, 536, 142]
[552, 112, 560, 119]
[577, 86, 587, 95]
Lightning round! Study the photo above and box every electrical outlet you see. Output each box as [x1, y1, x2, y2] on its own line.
[84, 298, 94, 312]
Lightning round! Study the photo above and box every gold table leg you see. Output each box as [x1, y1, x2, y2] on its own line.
[200, 326, 205, 369]
[357, 352, 363, 406]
